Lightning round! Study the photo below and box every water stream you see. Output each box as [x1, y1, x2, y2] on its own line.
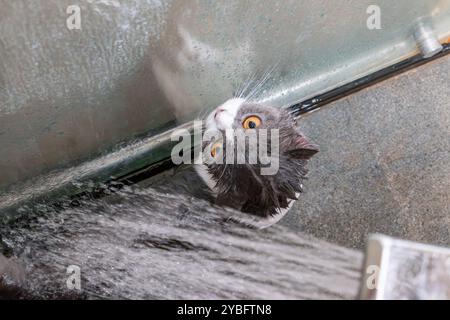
[0, 166, 362, 299]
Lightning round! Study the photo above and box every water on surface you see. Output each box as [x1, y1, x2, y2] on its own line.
[0, 166, 362, 299]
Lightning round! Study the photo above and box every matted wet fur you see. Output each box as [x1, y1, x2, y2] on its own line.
[203, 102, 318, 218]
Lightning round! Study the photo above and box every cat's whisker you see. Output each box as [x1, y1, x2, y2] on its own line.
[234, 74, 247, 99]
[237, 71, 258, 100]
[235, 73, 249, 98]
[242, 70, 261, 99]
[197, 61, 281, 123]
[254, 63, 279, 96]
[245, 63, 279, 102]
[245, 76, 267, 101]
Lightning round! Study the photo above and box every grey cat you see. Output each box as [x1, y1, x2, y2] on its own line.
[0, 101, 334, 299]
[196, 98, 318, 227]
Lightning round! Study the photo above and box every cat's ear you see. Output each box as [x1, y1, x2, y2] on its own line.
[287, 135, 319, 159]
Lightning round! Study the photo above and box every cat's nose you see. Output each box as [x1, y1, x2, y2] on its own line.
[214, 108, 225, 119]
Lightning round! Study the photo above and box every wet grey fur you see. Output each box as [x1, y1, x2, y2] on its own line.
[0, 166, 361, 299]
[205, 103, 318, 217]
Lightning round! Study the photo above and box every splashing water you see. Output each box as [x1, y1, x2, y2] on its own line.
[0, 166, 362, 299]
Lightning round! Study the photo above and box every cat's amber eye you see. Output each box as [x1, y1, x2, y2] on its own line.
[242, 115, 262, 129]
[210, 141, 223, 158]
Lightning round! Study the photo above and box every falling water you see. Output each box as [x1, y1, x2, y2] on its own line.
[0, 166, 362, 299]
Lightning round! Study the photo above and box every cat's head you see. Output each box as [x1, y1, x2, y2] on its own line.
[196, 98, 318, 226]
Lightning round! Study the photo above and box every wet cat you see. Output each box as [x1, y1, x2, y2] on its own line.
[196, 98, 318, 228]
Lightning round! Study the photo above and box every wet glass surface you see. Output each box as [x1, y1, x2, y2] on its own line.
[1, 0, 450, 190]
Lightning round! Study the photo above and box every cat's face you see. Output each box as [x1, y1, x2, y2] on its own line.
[197, 98, 318, 225]
[205, 98, 282, 132]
